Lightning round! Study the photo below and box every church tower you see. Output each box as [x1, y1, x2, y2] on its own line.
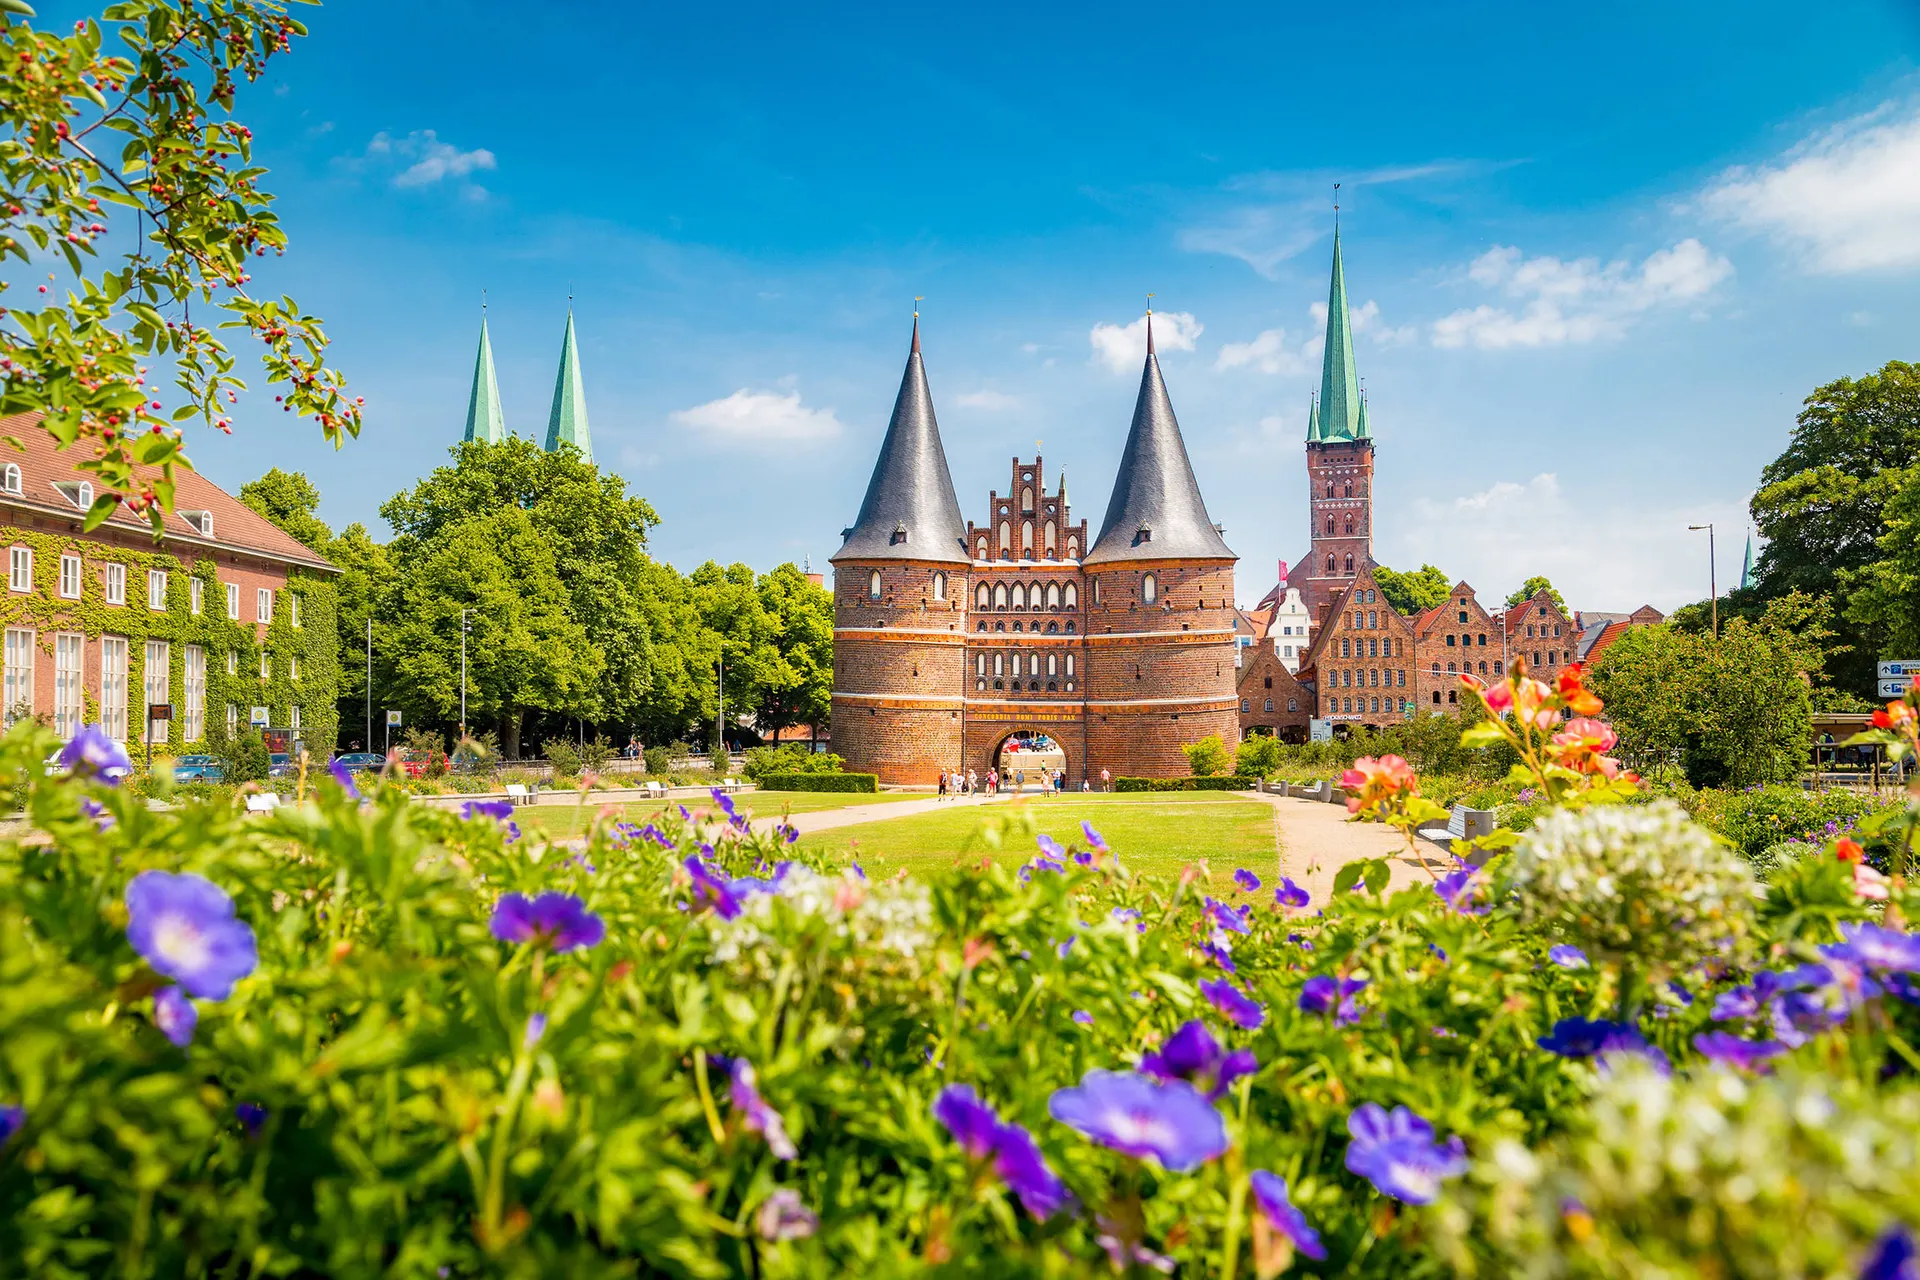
[545, 309, 593, 462]
[1298, 224, 1375, 624]
[463, 313, 506, 444]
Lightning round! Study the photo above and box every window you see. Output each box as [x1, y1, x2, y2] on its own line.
[1044, 521, 1056, 554]
[1022, 520, 1033, 553]
[998, 521, 1010, 554]
[993, 653, 1004, 677]
[1241, 698, 1250, 714]
[1477, 633, 1486, 646]
[3, 628, 32, 724]
[148, 569, 167, 610]
[994, 584, 1007, 610]
[1264, 698, 1274, 713]
[977, 538, 987, 559]
[189, 577, 203, 615]
[226, 582, 240, 620]
[977, 583, 991, 609]
[59, 553, 80, 599]
[1367, 611, 1377, 629]
[1047, 653, 1058, 677]
[867, 571, 881, 601]
[1325, 554, 1335, 573]
[1341, 638, 1351, 658]
[1021, 485, 1033, 512]
[0, 463, 18, 494]
[291, 657, 300, 680]
[1325, 516, 1335, 535]
[289, 594, 300, 628]
[976, 654, 986, 677]
[8, 546, 30, 592]
[76, 481, 92, 509]
[182, 644, 205, 741]
[1493, 660, 1504, 674]
[226, 703, 237, 736]
[101, 636, 127, 741]
[1344, 554, 1354, 574]
[932, 573, 946, 602]
[1142, 574, 1157, 604]
[104, 562, 125, 605]
[1446, 634, 1456, 647]
[1065, 654, 1075, 677]
[259, 652, 270, 680]
[1063, 583, 1078, 610]
[1010, 584, 1025, 610]
[53, 633, 82, 738]
[1044, 583, 1059, 609]
[1067, 536, 1078, 559]
[225, 651, 237, 676]
[1287, 698, 1298, 712]
[290, 705, 300, 732]
[256, 587, 273, 623]
[143, 640, 169, 744]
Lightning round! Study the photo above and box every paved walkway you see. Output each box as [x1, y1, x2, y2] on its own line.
[1244, 791, 1447, 900]
[743, 791, 1014, 840]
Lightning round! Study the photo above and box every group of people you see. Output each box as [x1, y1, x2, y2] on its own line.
[935, 765, 1095, 798]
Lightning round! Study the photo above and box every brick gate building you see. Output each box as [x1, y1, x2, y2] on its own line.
[829, 318, 1238, 785]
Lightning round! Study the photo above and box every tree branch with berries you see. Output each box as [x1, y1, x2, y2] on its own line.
[0, 0, 360, 534]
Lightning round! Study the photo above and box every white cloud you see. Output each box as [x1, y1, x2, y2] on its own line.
[1309, 298, 1417, 346]
[1430, 238, 1732, 349]
[1216, 328, 1313, 376]
[1700, 100, 1920, 273]
[1178, 208, 1326, 279]
[1088, 311, 1202, 373]
[669, 389, 843, 442]
[954, 389, 1020, 411]
[366, 129, 498, 192]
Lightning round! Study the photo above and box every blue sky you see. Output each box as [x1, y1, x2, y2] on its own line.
[169, 0, 1920, 611]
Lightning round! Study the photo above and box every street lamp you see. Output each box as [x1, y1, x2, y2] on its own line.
[1687, 524, 1717, 637]
[460, 608, 470, 737]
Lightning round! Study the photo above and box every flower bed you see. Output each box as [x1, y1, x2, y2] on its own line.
[1, 681, 1919, 1275]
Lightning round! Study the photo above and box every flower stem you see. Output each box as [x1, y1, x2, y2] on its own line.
[693, 1048, 727, 1145]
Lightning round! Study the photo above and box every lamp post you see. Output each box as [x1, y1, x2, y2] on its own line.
[716, 653, 725, 759]
[364, 615, 372, 751]
[1687, 523, 1717, 637]
[460, 608, 469, 737]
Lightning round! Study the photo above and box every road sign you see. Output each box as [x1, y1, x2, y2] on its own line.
[1309, 718, 1333, 743]
[1880, 678, 1914, 698]
[386, 710, 402, 727]
[250, 706, 269, 726]
[1878, 660, 1917, 679]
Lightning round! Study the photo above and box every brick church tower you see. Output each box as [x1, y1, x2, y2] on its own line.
[1292, 224, 1375, 627]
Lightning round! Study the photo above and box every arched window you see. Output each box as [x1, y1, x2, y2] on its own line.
[1370, 696, 1379, 713]
[1341, 638, 1351, 658]
[1448, 689, 1458, 705]
[1344, 516, 1354, 535]
[1063, 583, 1078, 610]
[868, 570, 882, 600]
[1477, 633, 1486, 646]
[1493, 660, 1504, 674]
[1046, 621, 1058, 633]
[1046, 583, 1060, 609]
[994, 583, 1008, 610]
[1325, 555, 1335, 573]
[932, 573, 946, 601]
[1065, 653, 1076, 676]
[1325, 481, 1334, 498]
[1022, 521, 1033, 553]
[1447, 661, 1457, 674]
[1064, 621, 1075, 633]
[1047, 653, 1057, 677]
[1287, 698, 1297, 712]
[1045, 522, 1057, 554]
[1367, 610, 1377, 629]
[977, 538, 987, 559]
[999, 521, 1011, 555]
[1431, 661, 1441, 676]
[1264, 698, 1274, 713]
[976, 654, 986, 676]
[1433, 690, 1442, 705]
[0, 464, 18, 494]
[1021, 485, 1033, 512]
[1142, 574, 1157, 604]
[1325, 516, 1335, 535]
[1263, 676, 1273, 689]
[1010, 584, 1026, 610]
[1344, 481, 1353, 498]
[1241, 698, 1250, 714]
[994, 653, 1004, 676]
[1344, 554, 1354, 574]
[1067, 536, 1079, 559]
[977, 583, 991, 608]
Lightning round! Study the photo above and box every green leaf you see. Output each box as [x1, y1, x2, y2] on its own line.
[80, 491, 120, 532]
[1332, 861, 1365, 895]
[1362, 859, 1391, 895]
[1459, 722, 1508, 749]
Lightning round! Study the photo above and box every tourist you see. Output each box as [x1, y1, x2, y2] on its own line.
[1100, 768, 1111, 792]
[967, 768, 979, 796]
[1014, 768, 1024, 794]
[937, 770, 948, 801]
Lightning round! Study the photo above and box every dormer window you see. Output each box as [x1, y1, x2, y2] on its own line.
[1136, 522, 1152, 545]
[889, 522, 907, 546]
[53, 479, 92, 511]
[1, 464, 19, 495]
[182, 509, 213, 538]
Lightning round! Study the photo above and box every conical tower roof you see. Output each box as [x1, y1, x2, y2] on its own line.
[1316, 226, 1363, 442]
[831, 318, 969, 565]
[1085, 322, 1234, 565]
[545, 309, 592, 462]
[1305, 391, 1320, 443]
[463, 317, 506, 444]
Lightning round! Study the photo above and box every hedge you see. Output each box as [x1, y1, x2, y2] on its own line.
[756, 772, 879, 793]
[1112, 776, 1256, 792]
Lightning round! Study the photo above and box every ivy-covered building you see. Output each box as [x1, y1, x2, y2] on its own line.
[0, 413, 341, 754]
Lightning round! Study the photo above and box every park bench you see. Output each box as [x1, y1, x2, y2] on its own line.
[644, 780, 665, 798]
[504, 783, 531, 807]
[243, 793, 280, 815]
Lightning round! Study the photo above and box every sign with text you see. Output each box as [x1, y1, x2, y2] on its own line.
[1878, 660, 1916, 680]
[250, 706, 269, 726]
[1309, 718, 1333, 743]
[1880, 678, 1914, 698]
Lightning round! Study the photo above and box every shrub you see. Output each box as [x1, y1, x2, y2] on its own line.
[1694, 784, 1893, 861]
[642, 745, 672, 777]
[1182, 734, 1231, 777]
[580, 735, 615, 773]
[1233, 734, 1282, 778]
[756, 772, 877, 793]
[542, 738, 582, 779]
[744, 745, 846, 780]
[709, 743, 731, 775]
[1112, 776, 1253, 792]
[217, 729, 270, 785]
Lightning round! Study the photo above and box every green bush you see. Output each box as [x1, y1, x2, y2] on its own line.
[743, 744, 846, 780]
[580, 735, 615, 773]
[642, 745, 672, 777]
[542, 738, 582, 779]
[1181, 734, 1232, 777]
[217, 728, 270, 785]
[1112, 776, 1253, 792]
[1233, 734, 1283, 778]
[1693, 784, 1895, 860]
[757, 771, 878, 793]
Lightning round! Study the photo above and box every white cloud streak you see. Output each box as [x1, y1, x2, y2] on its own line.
[953, 389, 1021, 411]
[366, 130, 498, 192]
[1088, 311, 1202, 373]
[1430, 238, 1732, 350]
[669, 389, 844, 442]
[1699, 99, 1920, 273]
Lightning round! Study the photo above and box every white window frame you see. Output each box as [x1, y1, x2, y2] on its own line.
[931, 573, 945, 602]
[1142, 573, 1157, 605]
[143, 640, 170, 744]
[256, 587, 273, 624]
[225, 582, 240, 620]
[226, 703, 237, 736]
[101, 635, 128, 742]
[147, 569, 168, 611]
[259, 651, 269, 680]
[183, 644, 205, 742]
[53, 632, 82, 739]
[58, 553, 80, 599]
[290, 656, 300, 681]
[0, 463, 18, 494]
[289, 594, 300, 628]
[226, 650, 237, 676]
[104, 562, 125, 605]
[4, 627, 33, 724]
[189, 577, 203, 616]
[290, 704, 300, 732]
[9, 546, 31, 593]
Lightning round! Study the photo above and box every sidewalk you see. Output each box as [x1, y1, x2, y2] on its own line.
[745, 791, 1013, 840]
[1245, 791, 1445, 901]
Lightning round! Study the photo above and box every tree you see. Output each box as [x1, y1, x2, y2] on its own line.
[1506, 576, 1566, 613]
[327, 522, 393, 750]
[1183, 735, 1231, 777]
[1, 2, 359, 530]
[1844, 469, 1920, 664]
[751, 564, 833, 745]
[238, 468, 330, 552]
[1374, 564, 1452, 617]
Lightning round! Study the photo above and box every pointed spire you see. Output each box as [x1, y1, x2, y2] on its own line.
[1085, 344, 1234, 565]
[1355, 389, 1371, 440]
[1740, 531, 1754, 591]
[831, 319, 970, 565]
[1317, 224, 1363, 441]
[1305, 390, 1321, 443]
[544, 308, 593, 462]
[1058, 468, 1068, 510]
[463, 313, 506, 444]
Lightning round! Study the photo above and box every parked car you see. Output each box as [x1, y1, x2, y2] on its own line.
[267, 753, 294, 779]
[332, 752, 385, 774]
[172, 754, 225, 783]
[390, 747, 446, 779]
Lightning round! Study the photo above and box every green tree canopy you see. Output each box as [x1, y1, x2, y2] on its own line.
[238, 468, 331, 552]
[1847, 470, 1920, 663]
[1374, 564, 1452, 617]
[1506, 576, 1566, 613]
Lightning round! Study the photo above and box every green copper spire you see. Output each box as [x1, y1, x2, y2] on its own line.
[463, 316, 506, 444]
[1316, 225, 1362, 442]
[544, 309, 592, 462]
[1740, 531, 1753, 591]
[1305, 391, 1321, 442]
[1355, 390, 1371, 440]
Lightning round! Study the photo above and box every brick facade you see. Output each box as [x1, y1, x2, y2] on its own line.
[1236, 642, 1311, 742]
[1412, 581, 1504, 712]
[1297, 567, 1418, 729]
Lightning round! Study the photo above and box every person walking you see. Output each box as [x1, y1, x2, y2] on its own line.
[1100, 767, 1111, 793]
[937, 770, 948, 801]
[968, 768, 978, 796]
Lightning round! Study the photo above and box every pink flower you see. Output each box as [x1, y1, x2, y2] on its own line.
[1854, 863, 1891, 901]
[1339, 755, 1417, 815]
[1480, 681, 1515, 714]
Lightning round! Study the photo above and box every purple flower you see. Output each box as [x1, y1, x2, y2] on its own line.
[1693, 1031, 1787, 1073]
[685, 856, 743, 920]
[1343, 1103, 1469, 1204]
[235, 1102, 268, 1137]
[780, 823, 800, 844]
[152, 985, 197, 1047]
[1773, 988, 1849, 1047]
[461, 799, 515, 823]
[1274, 877, 1310, 910]
[1, 1104, 24, 1146]
[1037, 834, 1067, 861]
[1826, 922, 1920, 975]
[524, 1013, 549, 1050]
[489, 892, 605, 951]
[1049, 1069, 1229, 1171]
[722, 1057, 797, 1159]
[78, 796, 115, 831]
[1205, 896, 1252, 935]
[125, 871, 258, 1000]
[710, 788, 738, 819]
[59, 724, 132, 782]
[1862, 1225, 1918, 1280]
[638, 823, 674, 848]
[756, 1188, 818, 1241]
[934, 1084, 1003, 1159]
[327, 757, 363, 800]
[1249, 1170, 1326, 1261]
[932, 1084, 1067, 1218]
[1537, 1017, 1637, 1058]
[1433, 862, 1490, 916]
[1234, 868, 1262, 893]
[1073, 850, 1095, 866]
[1200, 977, 1266, 1030]
[1081, 821, 1108, 853]
[1072, 1010, 1094, 1026]
[851, 862, 866, 880]
[1095, 1219, 1177, 1275]
[1197, 930, 1237, 973]
[1056, 936, 1076, 959]
[1299, 975, 1367, 1025]
[1548, 944, 1588, 968]
[1138, 1021, 1258, 1101]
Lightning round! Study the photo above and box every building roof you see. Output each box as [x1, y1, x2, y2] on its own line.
[1085, 327, 1234, 565]
[0, 413, 337, 573]
[1312, 226, 1364, 443]
[1236, 606, 1273, 638]
[464, 317, 506, 444]
[544, 309, 592, 462]
[832, 319, 970, 565]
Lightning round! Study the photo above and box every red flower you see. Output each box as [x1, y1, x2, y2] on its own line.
[1835, 838, 1865, 864]
[1556, 663, 1603, 717]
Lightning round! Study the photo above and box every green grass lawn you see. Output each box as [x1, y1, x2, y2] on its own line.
[517, 789, 922, 840]
[793, 793, 1280, 884]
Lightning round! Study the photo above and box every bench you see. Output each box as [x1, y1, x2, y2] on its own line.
[243, 793, 280, 814]
[644, 780, 664, 798]
[718, 777, 742, 793]
[505, 783, 531, 807]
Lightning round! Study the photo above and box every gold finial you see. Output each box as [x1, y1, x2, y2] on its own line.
[914, 294, 922, 318]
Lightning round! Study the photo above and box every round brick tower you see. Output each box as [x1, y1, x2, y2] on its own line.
[1081, 318, 1239, 778]
[828, 319, 971, 784]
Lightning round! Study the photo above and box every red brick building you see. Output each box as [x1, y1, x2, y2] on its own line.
[1295, 567, 1418, 729]
[1235, 642, 1311, 741]
[1413, 581, 1503, 711]
[830, 318, 1238, 784]
[0, 413, 340, 753]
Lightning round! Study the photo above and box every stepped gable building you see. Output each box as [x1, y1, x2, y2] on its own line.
[830, 316, 1239, 784]
[1412, 581, 1501, 712]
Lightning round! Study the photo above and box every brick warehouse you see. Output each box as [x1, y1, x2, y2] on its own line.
[830, 317, 1238, 785]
